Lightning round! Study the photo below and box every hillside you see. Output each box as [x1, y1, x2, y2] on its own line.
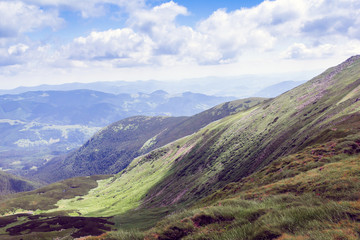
[0, 56, 360, 239]
[145, 133, 360, 240]
[0, 171, 40, 196]
[89, 55, 360, 210]
[31, 98, 265, 183]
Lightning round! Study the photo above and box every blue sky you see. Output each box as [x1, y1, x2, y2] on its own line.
[0, 0, 359, 89]
[30, 0, 265, 42]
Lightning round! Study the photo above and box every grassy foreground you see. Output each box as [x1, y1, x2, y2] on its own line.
[140, 134, 360, 240]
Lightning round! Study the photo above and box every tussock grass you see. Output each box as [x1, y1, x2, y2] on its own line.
[146, 194, 360, 240]
[144, 133, 360, 240]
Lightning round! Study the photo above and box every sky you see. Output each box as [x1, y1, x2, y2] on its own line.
[0, 0, 360, 89]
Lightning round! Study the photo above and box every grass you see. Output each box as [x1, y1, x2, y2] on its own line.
[52, 138, 199, 217]
[0, 175, 111, 215]
[145, 193, 360, 240]
[143, 132, 360, 239]
[146, 169, 360, 240]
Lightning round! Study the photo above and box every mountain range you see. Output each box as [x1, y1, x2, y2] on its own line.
[0, 90, 234, 175]
[0, 56, 359, 239]
[0, 75, 309, 99]
[0, 90, 235, 126]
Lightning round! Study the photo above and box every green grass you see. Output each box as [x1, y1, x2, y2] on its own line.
[52, 139, 199, 217]
[0, 175, 111, 215]
[145, 193, 359, 240]
[143, 132, 360, 239]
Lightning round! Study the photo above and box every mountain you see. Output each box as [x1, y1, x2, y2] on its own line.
[0, 90, 235, 127]
[252, 80, 306, 98]
[0, 120, 100, 176]
[0, 71, 316, 98]
[0, 170, 40, 196]
[31, 98, 265, 183]
[0, 89, 235, 175]
[0, 56, 360, 239]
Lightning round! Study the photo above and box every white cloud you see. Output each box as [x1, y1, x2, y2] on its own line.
[1, 0, 360, 88]
[8, 43, 29, 56]
[67, 28, 154, 66]
[282, 42, 335, 59]
[35, 0, 360, 69]
[0, 1, 63, 37]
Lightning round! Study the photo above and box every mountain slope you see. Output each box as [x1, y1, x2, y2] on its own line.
[146, 134, 360, 240]
[45, 55, 360, 217]
[31, 98, 265, 183]
[126, 55, 360, 208]
[0, 171, 40, 196]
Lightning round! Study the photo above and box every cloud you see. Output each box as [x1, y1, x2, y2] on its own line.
[1, 0, 360, 84]
[282, 42, 335, 59]
[8, 43, 29, 56]
[55, 0, 360, 68]
[129, 1, 188, 34]
[67, 28, 154, 66]
[0, 1, 63, 38]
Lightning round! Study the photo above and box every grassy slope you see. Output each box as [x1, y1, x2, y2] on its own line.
[45, 56, 360, 220]
[145, 133, 360, 240]
[130, 55, 360, 208]
[0, 171, 40, 196]
[32, 98, 264, 183]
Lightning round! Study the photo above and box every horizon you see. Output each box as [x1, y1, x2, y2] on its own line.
[0, 0, 359, 89]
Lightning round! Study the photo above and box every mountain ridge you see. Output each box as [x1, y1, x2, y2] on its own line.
[30, 98, 265, 183]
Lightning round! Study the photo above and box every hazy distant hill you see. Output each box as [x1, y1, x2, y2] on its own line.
[0, 89, 234, 175]
[0, 71, 315, 98]
[253, 80, 306, 98]
[0, 90, 235, 126]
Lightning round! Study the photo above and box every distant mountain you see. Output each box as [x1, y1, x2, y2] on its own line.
[252, 80, 306, 98]
[0, 90, 235, 126]
[31, 98, 265, 183]
[0, 71, 316, 98]
[0, 89, 234, 175]
[0, 120, 100, 175]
